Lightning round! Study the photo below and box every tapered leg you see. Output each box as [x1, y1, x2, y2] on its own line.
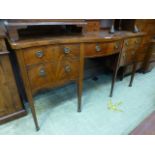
[110, 52, 122, 97]
[110, 66, 119, 97]
[77, 80, 83, 112]
[16, 51, 39, 131]
[27, 94, 40, 131]
[129, 63, 137, 87]
[77, 43, 84, 112]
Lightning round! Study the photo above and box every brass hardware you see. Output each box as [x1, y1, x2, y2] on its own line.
[64, 47, 70, 54]
[35, 51, 44, 58]
[39, 68, 46, 77]
[65, 65, 71, 72]
[125, 41, 129, 46]
[135, 40, 138, 44]
[95, 45, 101, 52]
[115, 42, 119, 49]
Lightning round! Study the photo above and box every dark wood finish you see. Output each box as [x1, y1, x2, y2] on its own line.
[0, 36, 26, 124]
[130, 111, 155, 135]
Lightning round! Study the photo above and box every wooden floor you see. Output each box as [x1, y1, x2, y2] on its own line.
[130, 111, 155, 135]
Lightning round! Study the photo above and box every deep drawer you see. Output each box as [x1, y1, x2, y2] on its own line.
[27, 60, 79, 93]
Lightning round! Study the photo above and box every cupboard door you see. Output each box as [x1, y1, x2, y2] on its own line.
[0, 55, 23, 117]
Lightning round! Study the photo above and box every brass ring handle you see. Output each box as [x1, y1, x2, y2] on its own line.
[39, 68, 46, 77]
[35, 51, 44, 58]
[95, 45, 101, 52]
[125, 41, 129, 46]
[65, 65, 71, 72]
[115, 42, 119, 49]
[135, 40, 138, 44]
[64, 47, 70, 54]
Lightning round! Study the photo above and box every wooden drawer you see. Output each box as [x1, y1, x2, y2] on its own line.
[123, 37, 142, 50]
[124, 50, 135, 65]
[27, 63, 54, 92]
[23, 44, 80, 66]
[27, 60, 79, 93]
[84, 41, 121, 57]
[136, 52, 146, 62]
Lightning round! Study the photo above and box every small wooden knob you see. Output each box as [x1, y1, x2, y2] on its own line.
[125, 41, 129, 46]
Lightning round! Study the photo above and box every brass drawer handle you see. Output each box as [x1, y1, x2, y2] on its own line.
[35, 51, 44, 58]
[64, 47, 70, 54]
[125, 41, 129, 46]
[39, 68, 46, 77]
[115, 42, 119, 49]
[95, 45, 101, 52]
[65, 65, 71, 72]
[135, 40, 139, 44]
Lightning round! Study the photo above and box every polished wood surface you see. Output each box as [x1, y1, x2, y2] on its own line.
[9, 30, 145, 49]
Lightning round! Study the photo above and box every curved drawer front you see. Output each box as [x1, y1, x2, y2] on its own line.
[27, 60, 79, 93]
[23, 44, 80, 66]
[27, 63, 54, 92]
[84, 41, 121, 57]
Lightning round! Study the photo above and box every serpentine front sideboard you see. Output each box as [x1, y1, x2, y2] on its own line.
[7, 29, 145, 130]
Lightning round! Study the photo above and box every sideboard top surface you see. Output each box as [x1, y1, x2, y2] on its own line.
[9, 30, 146, 49]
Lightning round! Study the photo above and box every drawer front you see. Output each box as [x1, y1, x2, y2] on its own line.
[27, 63, 54, 92]
[136, 52, 146, 62]
[27, 60, 79, 93]
[23, 44, 80, 66]
[125, 50, 136, 64]
[84, 41, 121, 57]
[54, 59, 79, 81]
[123, 37, 142, 50]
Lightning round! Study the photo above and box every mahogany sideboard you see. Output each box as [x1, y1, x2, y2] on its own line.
[6, 22, 145, 130]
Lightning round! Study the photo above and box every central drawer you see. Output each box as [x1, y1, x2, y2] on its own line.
[84, 41, 121, 57]
[27, 60, 79, 93]
[23, 44, 80, 66]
